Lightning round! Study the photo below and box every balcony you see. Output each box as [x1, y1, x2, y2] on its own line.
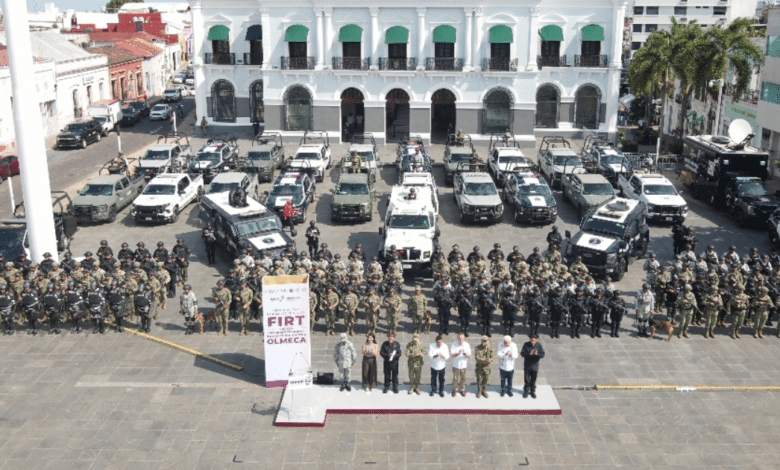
[378, 57, 417, 71]
[332, 57, 371, 71]
[536, 55, 568, 69]
[575, 54, 609, 67]
[204, 53, 235, 65]
[243, 53, 263, 66]
[481, 57, 519, 72]
[281, 56, 315, 70]
[425, 57, 464, 72]
[725, 83, 759, 104]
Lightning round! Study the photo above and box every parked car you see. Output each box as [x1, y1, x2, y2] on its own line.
[56, 119, 103, 149]
[163, 88, 182, 102]
[172, 72, 186, 84]
[150, 104, 173, 120]
[71, 173, 146, 223]
[124, 100, 150, 119]
[121, 106, 141, 126]
[0, 155, 19, 181]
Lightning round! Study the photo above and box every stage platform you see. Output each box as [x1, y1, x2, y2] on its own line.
[275, 384, 562, 427]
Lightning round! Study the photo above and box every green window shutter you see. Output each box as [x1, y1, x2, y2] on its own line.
[245, 25, 262, 41]
[433, 25, 456, 43]
[285, 25, 309, 42]
[762, 82, 780, 105]
[581, 24, 604, 41]
[339, 24, 363, 42]
[385, 26, 409, 44]
[489, 25, 513, 44]
[769, 37, 780, 58]
[207, 25, 230, 41]
[538, 25, 563, 42]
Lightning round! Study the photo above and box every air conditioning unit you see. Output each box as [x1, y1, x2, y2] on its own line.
[679, 17, 688, 22]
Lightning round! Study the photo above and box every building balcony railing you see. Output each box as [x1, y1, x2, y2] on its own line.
[724, 83, 759, 104]
[243, 53, 263, 66]
[481, 57, 519, 71]
[204, 53, 235, 65]
[536, 55, 568, 69]
[281, 56, 315, 70]
[378, 57, 417, 71]
[332, 57, 371, 70]
[425, 57, 464, 71]
[574, 54, 609, 67]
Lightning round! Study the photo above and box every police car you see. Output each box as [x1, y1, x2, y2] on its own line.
[502, 173, 557, 224]
[562, 197, 649, 281]
[189, 136, 239, 183]
[262, 173, 315, 224]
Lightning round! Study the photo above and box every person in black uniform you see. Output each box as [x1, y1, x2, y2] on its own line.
[153, 242, 169, 262]
[525, 286, 546, 338]
[61, 252, 76, 274]
[379, 333, 402, 394]
[608, 290, 626, 337]
[134, 242, 151, 262]
[499, 285, 520, 337]
[548, 286, 567, 338]
[588, 288, 609, 338]
[520, 335, 545, 399]
[664, 276, 680, 325]
[305, 221, 320, 257]
[0, 284, 16, 335]
[86, 281, 106, 334]
[107, 280, 127, 332]
[97, 240, 113, 261]
[81, 252, 97, 271]
[135, 284, 153, 333]
[202, 226, 217, 266]
[172, 238, 191, 263]
[117, 242, 133, 263]
[21, 282, 40, 335]
[456, 284, 477, 337]
[568, 287, 588, 338]
[100, 252, 118, 275]
[317, 243, 334, 263]
[447, 244, 462, 264]
[141, 254, 157, 276]
[435, 284, 456, 335]
[349, 244, 366, 265]
[527, 247, 544, 266]
[64, 281, 84, 333]
[672, 223, 684, 255]
[43, 282, 63, 334]
[487, 243, 504, 263]
[546, 226, 562, 251]
[164, 254, 178, 298]
[39, 252, 55, 275]
[466, 246, 482, 264]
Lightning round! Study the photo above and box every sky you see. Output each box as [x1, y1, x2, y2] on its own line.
[0, 1, 137, 13]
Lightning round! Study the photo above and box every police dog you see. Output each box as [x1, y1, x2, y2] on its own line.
[423, 310, 433, 335]
[648, 317, 674, 341]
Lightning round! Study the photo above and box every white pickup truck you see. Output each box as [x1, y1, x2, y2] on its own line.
[284, 131, 332, 182]
[617, 172, 688, 223]
[137, 134, 192, 181]
[131, 173, 204, 224]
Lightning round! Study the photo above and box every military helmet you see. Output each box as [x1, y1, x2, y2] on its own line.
[90, 281, 98, 289]
[493, 243, 501, 248]
[137, 242, 145, 247]
[110, 280, 118, 288]
[84, 251, 93, 257]
[473, 246, 480, 252]
[576, 255, 582, 261]
[121, 242, 129, 249]
[23, 281, 31, 289]
[133, 262, 141, 268]
[0, 284, 7, 292]
[63, 252, 72, 259]
[684, 284, 693, 291]
[177, 238, 184, 243]
[642, 283, 650, 290]
[711, 285, 719, 292]
[760, 286, 769, 294]
[595, 288, 604, 295]
[184, 284, 192, 290]
[43, 252, 52, 258]
[47, 283, 54, 290]
[613, 290, 621, 296]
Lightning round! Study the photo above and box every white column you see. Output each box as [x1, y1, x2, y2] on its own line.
[261, 7, 270, 69]
[526, 7, 539, 71]
[465, 8, 473, 68]
[191, 1, 208, 122]
[417, 8, 426, 68]
[370, 7, 380, 64]
[2, 0, 58, 261]
[472, 8, 482, 69]
[324, 7, 334, 68]
[611, 1, 628, 68]
[316, 8, 325, 67]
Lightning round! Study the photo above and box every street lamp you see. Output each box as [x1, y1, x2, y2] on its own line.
[709, 78, 724, 136]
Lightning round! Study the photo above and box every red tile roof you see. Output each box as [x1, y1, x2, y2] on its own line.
[0, 45, 47, 67]
[86, 45, 144, 67]
[115, 38, 163, 58]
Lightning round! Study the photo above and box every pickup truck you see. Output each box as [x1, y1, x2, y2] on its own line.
[0, 192, 77, 260]
[580, 135, 632, 185]
[343, 133, 379, 183]
[487, 134, 535, 185]
[239, 132, 285, 183]
[442, 138, 475, 186]
[538, 136, 586, 189]
[503, 172, 557, 224]
[562, 173, 616, 220]
[617, 172, 688, 223]
[131, 173, 204, 224]
[284, 131, 332, 182]
[331, 172, 374, 223]
[454, 166, 504, 224]
[138, 133, 192, 181]
[206, 171, 259, 200]
[72, 173, 146, 223]
[189, 135, 239, 183]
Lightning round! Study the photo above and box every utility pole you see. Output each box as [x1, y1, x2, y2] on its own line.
[2, 0, 58, 261]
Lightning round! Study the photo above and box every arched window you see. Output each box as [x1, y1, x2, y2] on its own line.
[207, 25, 232, 64]
[245, 25, 263, 65]
[249, 80, 264, 124]
[285, 85, 312, 131]
[483, 88, 513, 134]
[536, 85, 560, 129]
[574, 84, 601, 129]
[211, 80, 236, 123]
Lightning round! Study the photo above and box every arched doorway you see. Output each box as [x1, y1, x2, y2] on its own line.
[431, 89, 456, 143]
[574, 84, 601, 129]
[211, 80, 236, 123]
[385, 89, 410, 143]
[483, 88, 513, 135]
[535, 84, 560, 128]
[340, 87, 364, 141]
[284, 85, 312, 131]
[249, 80, 264, 124]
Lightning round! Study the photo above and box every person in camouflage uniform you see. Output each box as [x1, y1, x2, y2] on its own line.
[474, 335, 495, 398]
[408, 285, 427, 334]
[703, 285, 723, 338]
[405, 334, 425, 395]
[363, 287, 381, 337]
[383, 289, 401, 336]
[321, 286, 340, 336]
[155, 264, 171, 310]
[237, 280, 254, 335]
[675, 284, 698, 338]
[727, 285, 750, 339]
[752, 286, 774, 338]
[341, 290, 360, 336]
[124, 274, 139, 321]
[148, 273, 163, 319]
[213, 280, 232, 335]
[569, 256, 589, 279]
[309, 289, 319, 332]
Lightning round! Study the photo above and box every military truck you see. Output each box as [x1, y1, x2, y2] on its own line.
[487, 134, 535, 185]
[442, 137, 476, 186]
[331, 172, 375, 223]
[0, 192, 77, 260]
[72, 172, 146, 223]
[538, 136, 586, 189]
[239, 132, 285, 183]
[562, 173, 616, 220]
[341, 133, 378, 183]
[137, 133, 192, 181]
[453, 163, 504, 224]
[378, 185, 439, 274]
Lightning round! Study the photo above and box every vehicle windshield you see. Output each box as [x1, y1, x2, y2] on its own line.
[0, 226, 25, 251]
[294, 152, 321, 160]
[207, 182, 239, 194]
[388, 214, 430, 229]
[152, 105, 168, 112]
[164, 89, 177, 94]
[517, 184, 551, 196]
[583, 218, 626, 237]
[270, 185, 302, 198]
[602, 155, 628, 165]
[236, 217, 282, 236]
[583, 183, 615, 196]
[643, 184, 678, 196]
[553, 155, 582, 166]
[142, 184, 176, 196]
[196, 153, 220, 162]
[121, 108, 135, 115]
[357, 151, 375, 161]
[247, 151, 271, 161]
[337, 183, 369, 195]
[143, 150, 169, 161]
[65, 123, 86, 132]
[95, 116, 109, 124]
[738, 181, 770, 197]
[498, 156, 528, 165]
[80, 184, 113, 196]
[448, 153, 471, 162]
[464, 182, 498, 196]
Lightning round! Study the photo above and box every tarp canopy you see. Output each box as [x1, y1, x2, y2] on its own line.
[385, 26, 409, 44]
[490, 25, 513, 43]
[207, 25, 230, 41]
[245, 25, 262, 41]
[433, 25, 456, 43]
[582, 24, 604, 41]
[285, 25, 309, 42]
[339, 24, 363, 42]
[539, 25, 563, 42]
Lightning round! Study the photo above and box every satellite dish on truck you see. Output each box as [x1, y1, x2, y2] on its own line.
[728, 119, 754, 149]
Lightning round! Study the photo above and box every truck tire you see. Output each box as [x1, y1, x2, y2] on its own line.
[513, 207, 522, 223]
[614, 257, 627, 281]
[171, 206, 179, 223]
[690, 183, 699, 199]
[96, 133, 101, 142]
[107, 206, 117, 223]
[80, 138, 87, 149]
[367, 210, 373, 222]
[562, 189, 569, 202]
[196, 187, 203, 202]
[733, 209, 746, 227]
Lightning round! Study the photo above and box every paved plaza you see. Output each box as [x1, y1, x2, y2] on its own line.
[0, 129, 779, 469]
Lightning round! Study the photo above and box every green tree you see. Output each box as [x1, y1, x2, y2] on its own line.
[106, 0, 144, 10]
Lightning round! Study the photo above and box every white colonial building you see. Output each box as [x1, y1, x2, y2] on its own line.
[189, 0, 627, 144]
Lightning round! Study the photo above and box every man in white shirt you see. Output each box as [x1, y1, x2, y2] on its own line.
[450, 333, 471, 397]
[497, 335, 519, 397]
[428, 335, 450, 397]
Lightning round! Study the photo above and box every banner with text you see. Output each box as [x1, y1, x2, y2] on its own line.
[262, 275, 310, 388]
